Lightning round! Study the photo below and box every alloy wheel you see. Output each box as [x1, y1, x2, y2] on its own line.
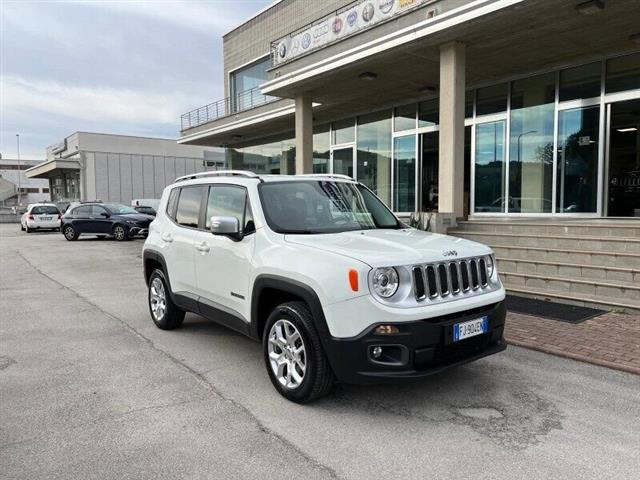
[114, 226, 125, 241]
[267, 319, 307, 389]
[64, 226, 75, 240]
[149, 277, 166, 321]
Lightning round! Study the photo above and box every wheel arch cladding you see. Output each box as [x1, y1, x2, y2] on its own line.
[250, 275, 331, 343]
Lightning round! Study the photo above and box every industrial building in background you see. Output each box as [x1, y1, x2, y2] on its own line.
[25, 132, 225, 206]
[177, 0, 640, 312]
[0, 158, 50, 207]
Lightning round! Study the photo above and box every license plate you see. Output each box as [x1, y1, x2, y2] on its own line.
[453, 316, 489, 342]
[40, 217, 52, 221]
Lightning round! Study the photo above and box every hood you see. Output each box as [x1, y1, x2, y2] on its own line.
[285, 228, 492, 267]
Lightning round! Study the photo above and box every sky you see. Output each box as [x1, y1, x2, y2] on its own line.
[0, 0, 272, 159]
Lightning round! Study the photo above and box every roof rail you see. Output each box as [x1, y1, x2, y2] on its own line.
[299, 173, 354, 181]
[174, 170, 260, 183]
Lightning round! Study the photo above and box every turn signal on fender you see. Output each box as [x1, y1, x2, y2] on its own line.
[348, 269, 359, 292]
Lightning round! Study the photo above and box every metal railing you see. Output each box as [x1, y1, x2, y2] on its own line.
[181, 87, 277, 130]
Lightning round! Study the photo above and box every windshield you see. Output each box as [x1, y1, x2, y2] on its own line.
[259, 180, 400, 234]
[104, 203, 138, 215]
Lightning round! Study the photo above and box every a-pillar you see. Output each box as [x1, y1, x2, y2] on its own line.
[438, 41, 466, 220]
[294, 93, 313, 174]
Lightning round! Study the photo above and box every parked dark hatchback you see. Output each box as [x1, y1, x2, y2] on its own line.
[61, 203, 154, 241]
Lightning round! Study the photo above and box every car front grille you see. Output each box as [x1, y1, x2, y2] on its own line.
[412, 256, 494, 302]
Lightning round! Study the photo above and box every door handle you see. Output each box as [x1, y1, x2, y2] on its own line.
[195, 242, 210, 253]
[161, 233, 173, 243]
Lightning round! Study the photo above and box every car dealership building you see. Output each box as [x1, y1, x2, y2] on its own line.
[178, 0, 640, 311]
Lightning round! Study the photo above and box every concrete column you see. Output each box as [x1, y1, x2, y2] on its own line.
[438, 41, 466, 219]
[295, 93, 313, 174]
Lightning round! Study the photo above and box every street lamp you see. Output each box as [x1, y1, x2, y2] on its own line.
[16, 134, 21, 206]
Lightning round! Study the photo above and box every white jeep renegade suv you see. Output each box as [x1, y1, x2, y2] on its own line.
[143, 171, 506, 402]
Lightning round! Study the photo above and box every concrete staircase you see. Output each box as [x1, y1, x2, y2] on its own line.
[448, 219, 640, 313]
[0, 177, 17, 203]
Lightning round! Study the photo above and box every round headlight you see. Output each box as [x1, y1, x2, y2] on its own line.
[372, 267, 399, 298]
[486, 255, 495, 277]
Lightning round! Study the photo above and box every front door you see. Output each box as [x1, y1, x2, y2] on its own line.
[331, 147, 354, 177]
[607, 99, 640, 217]
[194, 184, 255, 322]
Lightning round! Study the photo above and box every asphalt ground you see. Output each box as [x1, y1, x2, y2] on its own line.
[1, 224, 638, 480]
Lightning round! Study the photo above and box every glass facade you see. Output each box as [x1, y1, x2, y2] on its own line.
[230, 56, 272, 112]
[226, 52, 640, 216]
[508, 73, 555, 213]
[357, 111, 392, 205]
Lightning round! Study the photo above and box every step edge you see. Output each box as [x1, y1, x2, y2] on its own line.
[487, 244, 640, 258]
[449, 231, 640, 243]
[495, 257, 640, 274]
[505, 287, 640, 310]
[501, 271, 640, 290]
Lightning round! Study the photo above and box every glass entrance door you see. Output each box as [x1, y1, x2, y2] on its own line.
[420, 132, 439, 211]
[556, 106, 600, 213]
[607, 99, 640, 217]
[473, 120, 506, 213]
[331, 147, 354, 177]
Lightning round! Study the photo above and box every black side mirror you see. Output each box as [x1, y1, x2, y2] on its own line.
[101, 212, 110, 218]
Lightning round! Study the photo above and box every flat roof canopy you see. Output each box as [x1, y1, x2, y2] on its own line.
[182, 0, 640, 147]
[25, 159, 80, 179]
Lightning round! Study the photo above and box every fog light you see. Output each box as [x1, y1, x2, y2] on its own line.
[372, 346, 383, 358]
[375, 325, 399, 335]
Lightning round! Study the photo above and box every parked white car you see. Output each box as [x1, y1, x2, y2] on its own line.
[143, 171, 506, 402]
[21, 203, 62, 233]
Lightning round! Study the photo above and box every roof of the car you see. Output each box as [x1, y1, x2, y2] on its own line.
[172, 174, 357, 188]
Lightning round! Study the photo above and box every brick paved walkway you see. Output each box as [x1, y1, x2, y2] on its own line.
[504, 311, 640, 375]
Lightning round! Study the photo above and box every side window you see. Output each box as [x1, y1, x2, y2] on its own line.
[166, 188, 179, 220]
[205, 185, 252, 233]
[175, 186, 204, 228]
[91, 205, 108, 217]
[73, 206, 91, 217]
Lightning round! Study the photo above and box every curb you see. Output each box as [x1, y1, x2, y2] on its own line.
[506, 338, 640, 376]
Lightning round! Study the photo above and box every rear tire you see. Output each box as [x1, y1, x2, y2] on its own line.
[148, 269, 184, 330]
[263, 301, 334, 403]
[63, 225, 78, 241]
[26, 226, 32, 233]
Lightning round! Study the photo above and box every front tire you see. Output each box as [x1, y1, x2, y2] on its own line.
[148, 269, 184, 330]
[112, 224, 127, 241]
[263, 301, 334, 403]
[63, 225, 78, 241]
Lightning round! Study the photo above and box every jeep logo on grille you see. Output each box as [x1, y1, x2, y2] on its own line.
[443, 250, 458, 257]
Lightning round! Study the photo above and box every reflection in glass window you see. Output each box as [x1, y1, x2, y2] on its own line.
[474, 121, 506, 213]
[394, 104, 416, 132]
[313, 126, 330, 174]
[420, 132, 439, 211]
[476, 83, 508, 116]
[176, 186, 204, 228]
[205, 185, 247, 230]
[357, 111, 392, 206]
[559, 62, 601, 101]
[606, 52, 640, 94]
[393, 135, 416, 212]
[509, 73, 555, 213]
[556, 106, 599, 213]
[418, 99, 438, 128]
[230, 56, 272, 112]
[332, 118, 355, 144]
[225, 136, 295, 175]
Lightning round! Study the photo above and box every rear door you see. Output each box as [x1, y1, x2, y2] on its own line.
[161, 185, 205, 297]
[193, 184, 255, 322]
[70, 206, 92, 232]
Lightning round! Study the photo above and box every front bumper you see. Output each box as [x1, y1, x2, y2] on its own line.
[322, 301, 506, 384]
[128, 227, 149, 236]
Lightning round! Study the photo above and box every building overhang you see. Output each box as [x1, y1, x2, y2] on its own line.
[25, 159, 81, 179]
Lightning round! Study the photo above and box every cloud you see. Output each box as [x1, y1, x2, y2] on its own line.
[3, 75, 194, 125]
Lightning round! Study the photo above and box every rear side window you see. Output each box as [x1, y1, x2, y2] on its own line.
[175, 186, 204, 228]
[31, 206, 59, 215]
[166, 188, 179, 219]
[72, 206, 91, 217]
